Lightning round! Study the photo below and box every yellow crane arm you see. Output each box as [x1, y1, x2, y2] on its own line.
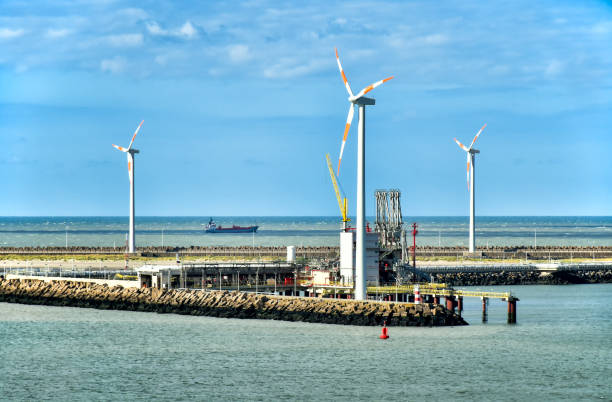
[325, 154, 349, 222]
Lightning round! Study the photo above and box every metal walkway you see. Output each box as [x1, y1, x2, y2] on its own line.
[367, 285, 512, 300]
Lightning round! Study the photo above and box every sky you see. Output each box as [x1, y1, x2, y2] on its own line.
[0, 0, 611, 217]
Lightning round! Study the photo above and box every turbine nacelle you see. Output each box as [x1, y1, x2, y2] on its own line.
[349, 96, 376, 105]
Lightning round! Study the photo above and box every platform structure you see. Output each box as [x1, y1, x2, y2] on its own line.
[311, 281, 519, 324]
[137, 262, 313, 295]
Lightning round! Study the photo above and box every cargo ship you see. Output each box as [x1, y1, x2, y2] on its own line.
[204, 218, 258, 233]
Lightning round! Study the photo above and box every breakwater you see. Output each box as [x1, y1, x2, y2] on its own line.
[433, 269, 612, 286]
[2, 245, 612, 259]
[0, 279, 467, 326]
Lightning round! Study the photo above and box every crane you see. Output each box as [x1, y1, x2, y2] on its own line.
[325, 154, 350, 230]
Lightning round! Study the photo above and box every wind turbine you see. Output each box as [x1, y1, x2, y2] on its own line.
[113, 120, 144, 253]
[335, 48, 393, 300]
[454, 124, 486, 253]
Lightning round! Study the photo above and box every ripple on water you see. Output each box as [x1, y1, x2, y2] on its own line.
[0, 284, 611, 401]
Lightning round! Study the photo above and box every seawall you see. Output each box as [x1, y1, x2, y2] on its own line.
[0, 278, 467, 327]
[433, 269, 612, 286]
[3, 245, 612, 260]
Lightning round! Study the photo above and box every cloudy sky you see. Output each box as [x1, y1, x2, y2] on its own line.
[1, 0, 611, 216]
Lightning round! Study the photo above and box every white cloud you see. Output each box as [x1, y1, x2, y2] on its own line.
[545, 60, 563, 76]
[228, 44, 251, 63]
[154, 54, 168, 66]
[46, 28, 71, 39]
[117, 8, 149, 20]
[106, 33, 143, 47]
[146, 20, 197, 39]
[178, 21, 197, 39]
[263, 58, 327, 79]
[100, 56, 125, 73]
[0, 28, 25, 39]
[419, 33, 449, 45]
[591, 21, 612, 35]
[146, 21, 167, 36]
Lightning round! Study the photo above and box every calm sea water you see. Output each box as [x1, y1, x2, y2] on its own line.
[0, 216, 611, 248]
[0, 284, 610, 401]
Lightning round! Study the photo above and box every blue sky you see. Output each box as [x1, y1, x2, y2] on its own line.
[0, 0, 611, 216]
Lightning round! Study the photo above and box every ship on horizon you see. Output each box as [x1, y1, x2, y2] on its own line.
[204, 218, 258, 233]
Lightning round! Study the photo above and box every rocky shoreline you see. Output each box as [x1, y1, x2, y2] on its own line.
[432, 269, 612, 286]
[0, 279, 467, 327]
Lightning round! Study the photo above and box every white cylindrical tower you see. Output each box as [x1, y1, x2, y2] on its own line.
[355, 104, 366, 301]
[469, 151, 475, 253]
[286, 246, 296, 263]
[128, 151, 135, 253]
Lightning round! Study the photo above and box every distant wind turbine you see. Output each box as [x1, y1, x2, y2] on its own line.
[112, 120, 143, 253]
[335, 48, 393, 300]
[454, 124, 486, 253]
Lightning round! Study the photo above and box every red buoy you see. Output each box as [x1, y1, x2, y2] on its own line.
[379, 321, 389, 339]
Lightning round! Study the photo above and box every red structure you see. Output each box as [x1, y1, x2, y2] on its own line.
[507, 298, 518, 324]
[379, 321, 389, 339]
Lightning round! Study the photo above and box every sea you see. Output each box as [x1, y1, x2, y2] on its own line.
[0, 284, 610, 401]
[0, 216, 611, 248]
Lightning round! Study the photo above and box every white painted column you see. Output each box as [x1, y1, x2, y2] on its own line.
[128, 151, 135, 253]
[469, 151, 475, 253]
[355, 104, 366, 300]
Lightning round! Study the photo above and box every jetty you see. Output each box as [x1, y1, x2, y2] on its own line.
[0, 278, 467, 327]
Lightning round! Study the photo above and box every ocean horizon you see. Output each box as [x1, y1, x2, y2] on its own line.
[0, 216, 610, 248]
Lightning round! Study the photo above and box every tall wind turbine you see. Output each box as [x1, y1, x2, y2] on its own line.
[454, 124, 486, 253]
[335, 48, 393, 300]
[113, 120, 144, 253]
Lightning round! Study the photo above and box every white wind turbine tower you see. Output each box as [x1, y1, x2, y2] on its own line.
[113, 120, 144, 253]
[335, 48, 393, 300]
[454, 124, 486, 253]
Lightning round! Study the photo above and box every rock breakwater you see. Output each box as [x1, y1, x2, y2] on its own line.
[433, 270, 612, 286]
[0, 278, 467, 326]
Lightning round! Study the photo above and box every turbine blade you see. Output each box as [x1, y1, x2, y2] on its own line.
[468, 123, 486, 150]
[127, 120, 144, 151]
[335, 48, 354, 97]
[337, 104, 355, 175]
[353, 76, 394, 99]
[454, 138, 469, 152]
[127, 155, 133, 183]
[466, 154, 471, 191]
[113, 144, 128, 152]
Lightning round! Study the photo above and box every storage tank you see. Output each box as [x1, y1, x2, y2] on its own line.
[286, 246, 296, 263]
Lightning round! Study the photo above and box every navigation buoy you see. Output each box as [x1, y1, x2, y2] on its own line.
[414, 284, 422, 305]
[379, 321, 389, 339]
